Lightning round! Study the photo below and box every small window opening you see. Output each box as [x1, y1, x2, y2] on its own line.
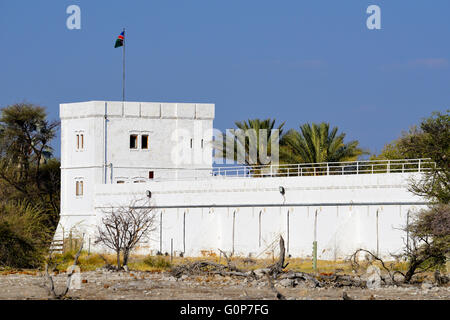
[81, 134, 84, 149]
[142, 135, 149, 149]
[201, 139, 204, 148]
[76, 181, 84, 196]
[149, 171, 154, 179]
[130, 134, 138, 149]
[190, 138, 193, 149]
[117, 180, 125, 184]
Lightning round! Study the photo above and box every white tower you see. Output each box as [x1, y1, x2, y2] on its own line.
[57, 101, 215, 236]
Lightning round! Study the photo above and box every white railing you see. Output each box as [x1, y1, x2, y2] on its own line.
[131, 158, 435, 183]
[204, 158, 435, 180]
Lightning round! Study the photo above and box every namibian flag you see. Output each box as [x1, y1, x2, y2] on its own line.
[114, 31, 125, 48]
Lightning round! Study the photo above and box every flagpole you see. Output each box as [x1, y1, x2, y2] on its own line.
[122, 28, 126, 103]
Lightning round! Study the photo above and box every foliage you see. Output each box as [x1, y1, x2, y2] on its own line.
[0, 201, 53, 268]
[401, 204, 450, 282]
[143, 256, 172, 269]
[0, 103, 60, 226]
[374, 111, 450, 281]
[280, 122, 367, 164]
[371, 111, 449, 203]
[214, 118, 284, 166]
[403, 112, 449, 203]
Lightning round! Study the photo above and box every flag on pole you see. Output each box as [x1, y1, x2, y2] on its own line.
[114, 31, 125, 48]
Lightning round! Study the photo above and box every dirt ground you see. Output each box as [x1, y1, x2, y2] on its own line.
[0, 270, 449, 300]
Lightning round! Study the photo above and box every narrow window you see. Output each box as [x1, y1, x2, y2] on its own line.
[76, 181, 84, 196]
[149, 171, 154, 179]
[190, 138, 193, 149]
[130, 134, 138, 149]
[117, 180, 125, 184]
[142, 135, 149, 150]
[81, 134, 84, 149]
[201, 139, 204, 149]
[76, 134, 80, 150]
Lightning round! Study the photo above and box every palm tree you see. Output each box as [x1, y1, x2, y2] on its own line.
[280, 122, 366, 164]
[214, 118, 285, 166]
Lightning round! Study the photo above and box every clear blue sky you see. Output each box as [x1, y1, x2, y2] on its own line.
[1, 0, 449, 158]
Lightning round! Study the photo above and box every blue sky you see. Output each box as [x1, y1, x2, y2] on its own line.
[0, 0, 449, 157]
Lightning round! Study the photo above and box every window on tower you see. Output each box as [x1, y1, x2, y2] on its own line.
[75, 180, 84, 196]
[142, 135, 149, 149]
[130, 134, 138, 149]
[76, 133, 84, 151]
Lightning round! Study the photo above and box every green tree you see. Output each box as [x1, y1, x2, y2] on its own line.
[402, 111, 450, 203]
[0, 103, 60, 226]
[381, 110, 450, 282]
[280, 122, 366, 164]
[373, 111, 449, 202]
[215, 118, 285, 166]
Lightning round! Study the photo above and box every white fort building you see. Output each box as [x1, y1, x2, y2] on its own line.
[56, 100, 431, 259]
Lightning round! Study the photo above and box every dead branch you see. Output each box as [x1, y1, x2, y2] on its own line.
[45, 235, 84, 299]
[349, 248, 400, 284]
[264, 272, 286, 300]
[267, 236, 289, 278]
[218, 249, 244, 273]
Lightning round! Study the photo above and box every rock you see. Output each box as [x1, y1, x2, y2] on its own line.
[364, 265, 381, 289]
[366, 273, 381, 289]
[277, 279, 295, 288]
[421, 282, 433, 290]
[393, 273, 405, 283]
[366, 265, 381, 276]
[253, 268, 271, 278]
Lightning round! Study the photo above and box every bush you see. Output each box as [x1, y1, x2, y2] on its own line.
[0, 222, 36, 268]
[143, 256, 172, 269]
[0, 201, 52, 268]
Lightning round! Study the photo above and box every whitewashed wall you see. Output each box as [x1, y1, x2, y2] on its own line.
[57, 172, 428, 260]
[58, 101, 428, 260]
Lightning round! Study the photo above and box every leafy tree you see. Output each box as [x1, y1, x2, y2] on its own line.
[0, 103, 60, 225]
[401, 111, 450, 203]
[402, 204, 450, 282]
[280, 122, 366, 164]
[214, 118, 285, 166]
[378, 110, 450, 282]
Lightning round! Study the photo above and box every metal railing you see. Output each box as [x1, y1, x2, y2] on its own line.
[204, 158, 435, 179]
[130, 158, 435, 183]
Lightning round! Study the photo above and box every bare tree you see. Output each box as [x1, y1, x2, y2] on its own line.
[95, 198, 156, 270]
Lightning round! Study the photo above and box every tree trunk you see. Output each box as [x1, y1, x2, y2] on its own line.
[404, 259, 422, 283]
[116, 251, 121, 270]
[123, 250, 129, 267]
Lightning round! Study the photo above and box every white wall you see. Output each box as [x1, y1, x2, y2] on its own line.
[59, 101, 214, 224]
[58, 100, 428, 260]
[58, 172, 427, 260]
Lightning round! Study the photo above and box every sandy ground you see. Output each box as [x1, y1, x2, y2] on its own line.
[0, 270, 449, 300]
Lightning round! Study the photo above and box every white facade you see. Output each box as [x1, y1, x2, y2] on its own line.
[57, 101, 429, 260]
[60, 101, 214, 219]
